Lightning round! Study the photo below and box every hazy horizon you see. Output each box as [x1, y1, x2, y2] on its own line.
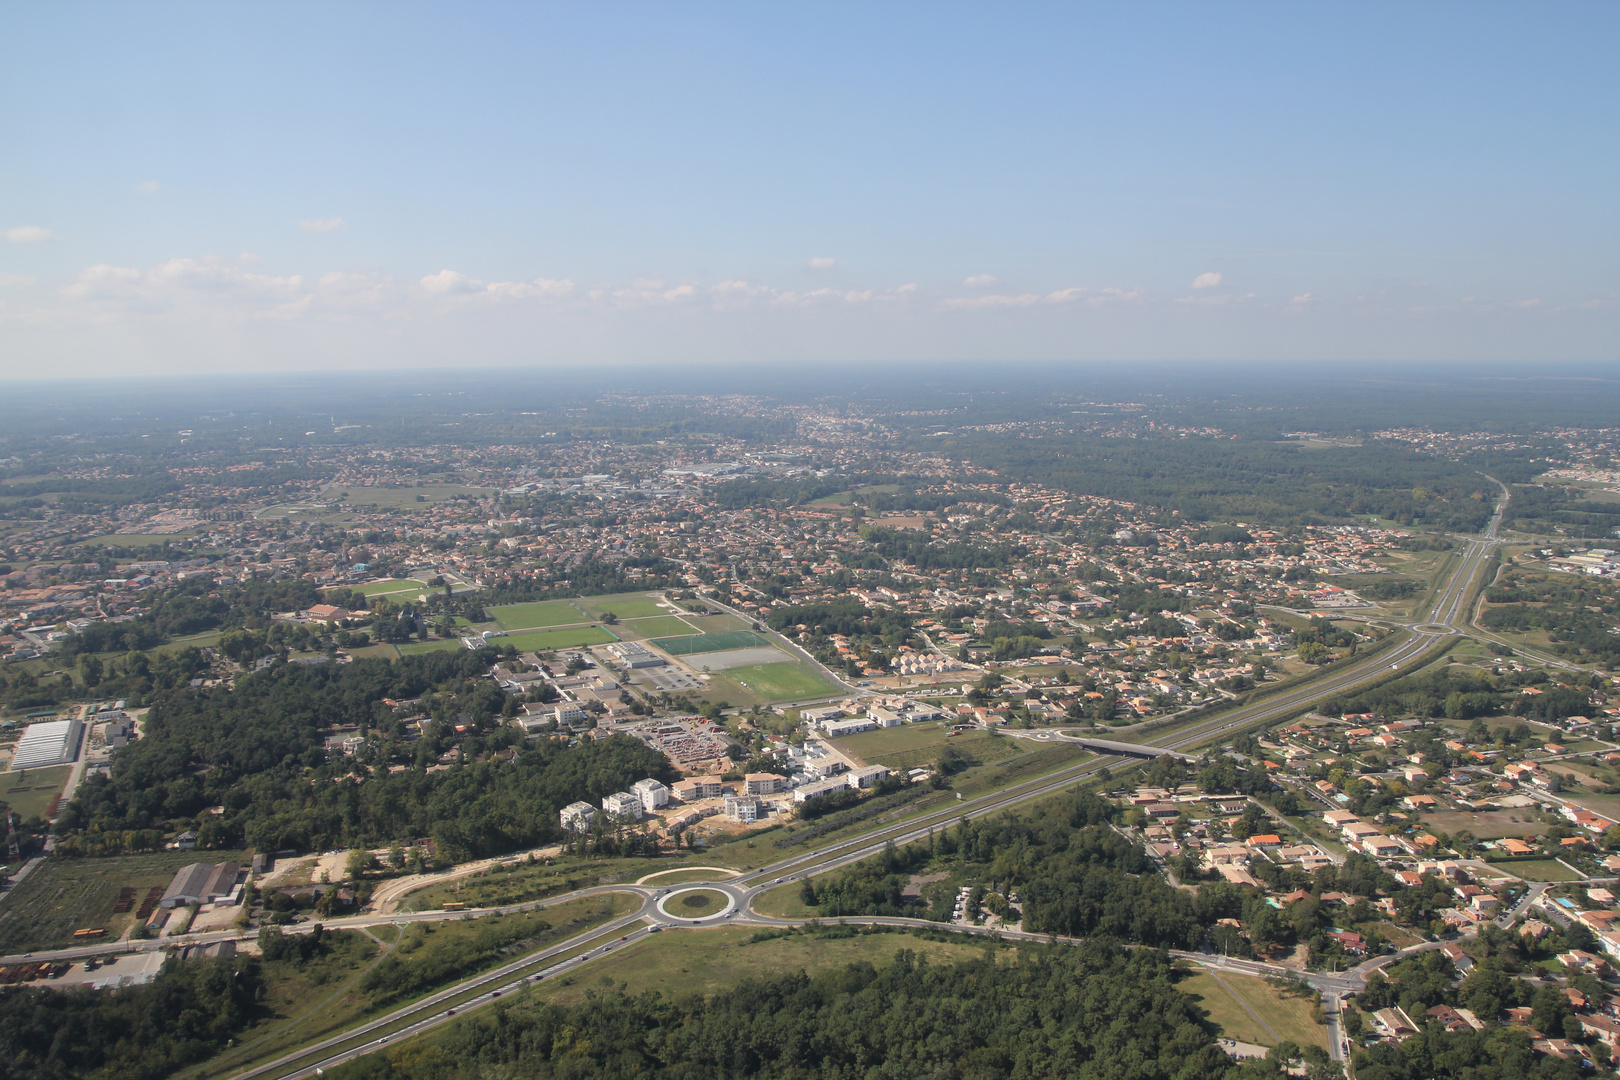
[3, 2, 1618, 376]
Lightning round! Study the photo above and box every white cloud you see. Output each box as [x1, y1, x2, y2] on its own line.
[55, 258, 318, 323]
[298, 217, 345, 233]
[135, 180, 161, 194]
[709, 279, 912, 310]
[5, 226, 53, 243]
[1291, 292, 1313, 305]
[1192, 271, 1223, 289]
[1086, 286, 1147, 307]
[1042, 287, 1088, 303]
[964, 274, 999, 288]
[0, 274, 36, 288]
[941, 293, 1041, 309]
[420, 269, 479, 294]
[586, 278, 700, 308]
[485, 278, 574, 299]
[808, 256, 837, 269]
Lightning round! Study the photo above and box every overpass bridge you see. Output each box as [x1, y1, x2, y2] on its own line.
[1010, 730, 1194, 761]
[1068, 735, 1194, 761]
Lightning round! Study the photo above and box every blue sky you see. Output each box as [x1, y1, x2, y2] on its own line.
[1, 2, 1616, 375]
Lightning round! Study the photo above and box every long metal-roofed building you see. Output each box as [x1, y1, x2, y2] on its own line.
[160, 861, 242, 908]
[9, 717, 83, 771]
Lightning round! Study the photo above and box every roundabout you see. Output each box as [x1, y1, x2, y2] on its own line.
[1415, 623, 1458, 635]
[656, 886, 738, 923]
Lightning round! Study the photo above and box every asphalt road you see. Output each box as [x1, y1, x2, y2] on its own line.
[0, 499, 1513, 1076]
[238, 503, 1513, 1078]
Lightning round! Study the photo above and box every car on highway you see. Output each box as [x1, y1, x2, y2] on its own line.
[445, 1008, 456, 1015]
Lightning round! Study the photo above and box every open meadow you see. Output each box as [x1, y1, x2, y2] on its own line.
[1174, 966, 1327, 1049]
[395, 639, 468, 657]
[524, 925, 998, 1006]
[2, 763, 73, 820]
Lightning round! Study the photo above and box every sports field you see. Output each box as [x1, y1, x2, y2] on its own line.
[623, 615, 697, 639]
[350, 578, 428, 597]
[396, 639, 470, 657]
[722, 662, 840, 701]
[490, 601, 589, 631]
[656, 630, 770, 655]
[502, 626, 619, 651]
[579, 595, 669, 620]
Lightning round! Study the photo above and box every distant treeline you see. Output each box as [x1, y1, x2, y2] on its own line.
[934, 433, 1504, 528]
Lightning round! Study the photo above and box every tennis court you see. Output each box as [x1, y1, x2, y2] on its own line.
[653, 630, 769, 655]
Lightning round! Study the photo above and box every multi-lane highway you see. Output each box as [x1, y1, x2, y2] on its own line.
[221, 499, 1515, 1077]
[0, 496, 1509, 1077]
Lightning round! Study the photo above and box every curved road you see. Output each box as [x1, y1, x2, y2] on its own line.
[0, 499, 1509, 1077]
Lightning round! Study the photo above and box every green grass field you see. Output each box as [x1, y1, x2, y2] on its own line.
[656, 630, 771, 655]
[579, 595, 670, 620]
[622, 615, 698, 639]
[490, 601, 589, 631]
[1502, 859, 1583, 882]
[678, 612, 753, 634]
[501, 626, 619, 652]
[401, 858, 679, 912]
[1, 764, 73, 819]
[348, 579, 428, 597]
[669, 888, 729, 915]
[395, 639, 468, 657]
[751, 883, 818, 920]
[636, 868, 738, 886]
[343, 643, 402, 661]
[831, 725, 1030, 772]
[867, 731, 1023, 773]
[720, 662, 840, 701]
[524, 926, 994, 1007]
[1175, 967, 1327, 1049]
[0, 848, 252, 953]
